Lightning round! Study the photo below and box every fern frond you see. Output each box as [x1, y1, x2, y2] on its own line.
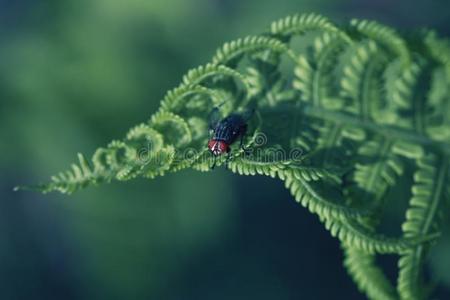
[391, 62, 423, 109]
[271, 13, 352, 44]
[293, 32, 347, 108]
[350, 19, 410, 67]
[228, 157, 364, 219]
[126, 124, 164, 152]
[323, 216, 437, 255]
[182, 63, 249, 90]
[423, 30, 450, 80]
[386, 58, 433, 136]
[139, 146, 175, 179]
[425, 66, 450, 141]
[391, 141, 424, 160]
[397, 155, 449, 300]
[159, 84, 222, 112]
[339, 40, 387, 118]
[227, 157, 284, 177]
[343, 246, 398, 300]
[18, 153, 101, 194]
[19, 14, 450, 300]
[283, 169, 369, 220]
[347, 138, 404, 208]
[212, 36, 292, 65]
[150, 111, 192, 147]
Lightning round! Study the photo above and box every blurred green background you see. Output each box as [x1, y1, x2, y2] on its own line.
[1, 1, 450, 299]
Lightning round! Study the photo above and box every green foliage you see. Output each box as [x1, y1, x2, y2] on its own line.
[18, 13, 450, 300]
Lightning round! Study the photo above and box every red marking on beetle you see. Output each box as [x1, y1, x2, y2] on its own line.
[208, 140, 229, 156]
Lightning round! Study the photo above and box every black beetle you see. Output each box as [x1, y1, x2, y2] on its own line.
[207, 105, 254, 168]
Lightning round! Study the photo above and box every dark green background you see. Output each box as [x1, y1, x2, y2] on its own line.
[1, 1, 450, 299]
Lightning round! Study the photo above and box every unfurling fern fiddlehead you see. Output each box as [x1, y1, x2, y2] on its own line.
[17, 13, 450, 300]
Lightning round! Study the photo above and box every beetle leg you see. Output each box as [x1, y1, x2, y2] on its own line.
[239, 132, 251, 155]
[211, 155, 217, 169]
[239, 134, 244, 149]
[225, 151, 232, 169]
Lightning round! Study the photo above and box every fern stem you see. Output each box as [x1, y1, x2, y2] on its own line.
[302, 104, 450, 153]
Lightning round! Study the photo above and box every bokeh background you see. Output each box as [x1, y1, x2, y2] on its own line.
[1, 1, 450, 299]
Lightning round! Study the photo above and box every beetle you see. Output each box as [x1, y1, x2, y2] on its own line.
[207, 105, 254, 168]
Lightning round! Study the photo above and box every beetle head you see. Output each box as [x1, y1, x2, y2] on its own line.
[208, 140, 229, 156]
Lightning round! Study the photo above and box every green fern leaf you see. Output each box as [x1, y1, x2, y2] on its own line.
[397, 155, 449, 300]
[350, 19, 410, 67]
[343, 246, 398, 300]
[17, 13, 450, 300]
